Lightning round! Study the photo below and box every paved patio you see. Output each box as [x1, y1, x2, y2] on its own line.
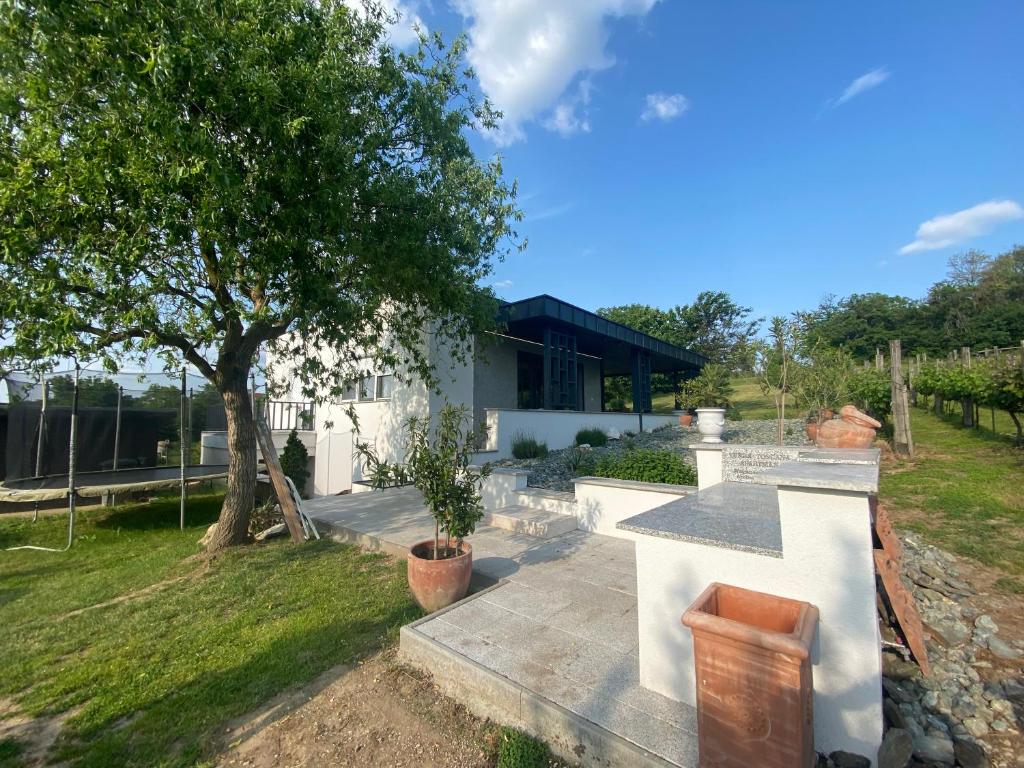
[305, 489, 699, 767]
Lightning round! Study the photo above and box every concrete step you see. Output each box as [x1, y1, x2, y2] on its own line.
[483, 505, 578, 539]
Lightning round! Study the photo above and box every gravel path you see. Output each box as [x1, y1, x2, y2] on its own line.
[494, 418, 810, 492]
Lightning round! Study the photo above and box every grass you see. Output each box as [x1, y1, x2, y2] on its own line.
[880, 408, 1024, 588]
[0, 493, 420, 767]
[651, 375, 797, 421]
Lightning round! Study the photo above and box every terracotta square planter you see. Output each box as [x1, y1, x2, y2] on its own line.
[682, 583, 819, 768]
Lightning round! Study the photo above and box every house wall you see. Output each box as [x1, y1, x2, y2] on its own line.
[266, 328, 474, 496]
[473, 334, 604, 426]
[480, 409, 680, 459]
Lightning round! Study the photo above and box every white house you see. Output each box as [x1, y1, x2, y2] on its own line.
[264, 294, 706, 496]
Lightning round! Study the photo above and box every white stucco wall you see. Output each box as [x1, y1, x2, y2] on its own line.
[573, 477, 694, 538]
[481, 409, 680, 459]
[633, 485, 883, 760]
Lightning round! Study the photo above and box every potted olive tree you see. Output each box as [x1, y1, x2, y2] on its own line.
[691, 364, 733, 443]
[358, 404, 491, 612]
[676, 379, 698, 426]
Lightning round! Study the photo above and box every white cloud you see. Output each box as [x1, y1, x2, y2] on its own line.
[524, 201, 574, 222]
[641, 92, 689, 122]
[898, 200, 1024, 255]
[543, 79, 593, 137]
[492, 279, 514, 289]
[830, 67, 890, 108]
[454, 0, 660, 144]
[344, 0, 426, 49]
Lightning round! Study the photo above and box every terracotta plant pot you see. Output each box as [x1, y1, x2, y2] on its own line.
[815, 405, 881, 449]
[679, 413, 694, 427]
[838, 404, 881, 430]
[407, 539, 473, 613]
[804, 422, 818, 442]
[682, 583, 819, 768]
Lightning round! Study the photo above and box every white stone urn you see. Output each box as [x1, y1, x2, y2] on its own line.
[695, 407, 726, 443]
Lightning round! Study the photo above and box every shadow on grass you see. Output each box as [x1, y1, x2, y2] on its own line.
[53, 601, 419, 768]
[93, 494, 223, 532]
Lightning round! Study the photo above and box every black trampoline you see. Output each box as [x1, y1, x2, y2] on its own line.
[0, 464, 228, 503]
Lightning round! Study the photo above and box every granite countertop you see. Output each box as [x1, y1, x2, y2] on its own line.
[617, 481, 782, 558]
[796, 448, 880, 465]
[756, 459, 879, 493]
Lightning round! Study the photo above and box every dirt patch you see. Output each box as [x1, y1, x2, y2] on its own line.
[216, 652, 499, 768]
[0, 697, 79, 767]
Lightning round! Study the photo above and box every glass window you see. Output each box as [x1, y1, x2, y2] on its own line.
[358, 375, 374, 401]
[376, 374, 394, 400]
[336, 381, 358, 403]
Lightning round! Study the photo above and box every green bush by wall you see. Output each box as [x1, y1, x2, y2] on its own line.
[585, 448, 696, 486]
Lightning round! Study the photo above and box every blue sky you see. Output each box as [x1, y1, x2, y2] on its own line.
[379, 0, 1024, 321]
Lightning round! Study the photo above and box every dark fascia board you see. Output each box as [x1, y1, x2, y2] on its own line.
[498, 294, 708, 368]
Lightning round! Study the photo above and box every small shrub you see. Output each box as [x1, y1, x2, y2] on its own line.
[590, 449, 696, 486]
[279, 429, 310, 496]
[563, 445, 590, 475]
[497, 727, 551, 768]
[511, 431, 549, 460]
[574, 426, 608, 447]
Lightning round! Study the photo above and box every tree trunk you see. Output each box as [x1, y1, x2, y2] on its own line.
[206, 373, 257, 551]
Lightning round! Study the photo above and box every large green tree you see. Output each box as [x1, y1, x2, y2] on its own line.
[598, 292, 760, 367]
[0, 0, 519, 550]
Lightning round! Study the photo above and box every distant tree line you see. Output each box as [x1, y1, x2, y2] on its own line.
[797, 246, 1024, 359]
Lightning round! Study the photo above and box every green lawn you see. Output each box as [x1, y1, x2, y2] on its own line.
[0, 494, 420, 767]
[651, 375, 798, 421]
[880, 408, 1024, 591]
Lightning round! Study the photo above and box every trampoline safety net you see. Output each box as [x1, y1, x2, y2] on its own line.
[1, 370, 221, 482]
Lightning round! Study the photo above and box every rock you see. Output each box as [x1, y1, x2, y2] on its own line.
[198, 523, 218, 548]
[1002, 678, 1024, 701]
[986, 636, 1022, 660]
[877, 728, 913, 768]
[989, 719, 1009, 732]
[912, 733, 955, 764]
[884, 697, 908, 729]
[883, 654, 921, 681]
[920, 561, 947, 581]
[989, 698, 1013, 718]
[922, 690, 939, 709]
[974, 615, 998, 633]
[962, 717, 988, 738]
[928, 617, 970, 646]
[829, 751, 870, 768]
[883, 678, 917, 704]
[953, 739, 989, 768]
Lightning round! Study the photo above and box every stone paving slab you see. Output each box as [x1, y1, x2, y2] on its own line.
[307, 486, 698, 766]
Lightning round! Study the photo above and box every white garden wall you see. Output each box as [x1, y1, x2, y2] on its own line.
[573, 476, 694, 538]
[481, 408, 681, 460]
[627, 450, 884, 761]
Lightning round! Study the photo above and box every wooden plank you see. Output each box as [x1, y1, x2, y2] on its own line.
[874, 504, 903, 561]
[875, 549, 930, 676]
[254, 409, 305, 543]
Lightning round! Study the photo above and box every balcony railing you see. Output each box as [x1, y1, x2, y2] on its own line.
[263, 400, 315, 431]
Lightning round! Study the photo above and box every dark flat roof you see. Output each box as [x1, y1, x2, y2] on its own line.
[497, 294, 706, 377]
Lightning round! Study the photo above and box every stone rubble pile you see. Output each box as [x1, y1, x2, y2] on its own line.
[871, 534, 1023, 768]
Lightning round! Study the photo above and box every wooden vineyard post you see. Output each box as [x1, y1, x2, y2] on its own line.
[254, 401, 306, 543]
[961, 346, 974, 428]
[890, 340, 914, 457]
